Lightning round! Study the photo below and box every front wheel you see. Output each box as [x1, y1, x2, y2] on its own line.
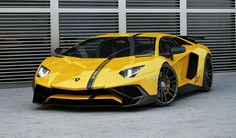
[154, 64, 178, 106]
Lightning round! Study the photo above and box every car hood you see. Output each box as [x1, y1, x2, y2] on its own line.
[38, 55, 162, 90]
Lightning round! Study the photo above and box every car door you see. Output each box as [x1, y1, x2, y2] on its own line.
[159, 37, 189, 85]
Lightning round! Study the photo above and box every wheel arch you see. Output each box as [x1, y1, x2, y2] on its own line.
[159, 62, 179, 88]
[191, 47, 211, 87]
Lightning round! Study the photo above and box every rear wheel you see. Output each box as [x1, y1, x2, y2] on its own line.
[200, 55, 213, 92]
[154, 64, 178, 106]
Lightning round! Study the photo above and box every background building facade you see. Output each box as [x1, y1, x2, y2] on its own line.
[0, 0, 235, 85]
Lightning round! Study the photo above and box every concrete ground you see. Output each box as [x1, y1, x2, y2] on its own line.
[0, 73, 236, 138]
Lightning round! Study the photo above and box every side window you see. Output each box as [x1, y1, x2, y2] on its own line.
[159, 37, 176, 58]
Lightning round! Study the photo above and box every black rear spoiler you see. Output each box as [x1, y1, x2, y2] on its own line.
[178, 36, 205, 44]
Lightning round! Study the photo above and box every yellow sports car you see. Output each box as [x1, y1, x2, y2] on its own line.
[33, 33, 212, 107]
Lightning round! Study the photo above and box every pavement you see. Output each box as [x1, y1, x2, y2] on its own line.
[0, 73, 236, 138]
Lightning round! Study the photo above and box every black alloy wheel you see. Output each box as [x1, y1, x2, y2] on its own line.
[200, 55, 213, 92]
[155, 64, 178, 106]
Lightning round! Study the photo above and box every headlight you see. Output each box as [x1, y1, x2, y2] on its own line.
[119, 65, 144, 78]
[37, 66, 50, 78]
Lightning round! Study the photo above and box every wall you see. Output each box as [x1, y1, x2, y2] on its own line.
[0, 0, 235, 85]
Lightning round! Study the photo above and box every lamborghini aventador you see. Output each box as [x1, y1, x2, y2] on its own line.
[33, 33, 213, 107]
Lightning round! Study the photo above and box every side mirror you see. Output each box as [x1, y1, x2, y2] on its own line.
[170, 47, 186, 60]
[171, 47, 186, 55]
[54, 48, 67, 55]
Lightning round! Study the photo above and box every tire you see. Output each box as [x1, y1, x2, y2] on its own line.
[200, 55, 213, 92]
[154, 63, 178, 106]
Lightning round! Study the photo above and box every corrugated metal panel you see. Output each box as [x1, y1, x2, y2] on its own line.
[187, 13, 236, 72]
[127, 13, 180, 35]
[127, 0, 179, 9]
[59, 13, 119, 48]
[59, 0, 118, 8]
[0, 0, 50, 8]
[187, 0, 235, 9]
[0, 13, 51, 84]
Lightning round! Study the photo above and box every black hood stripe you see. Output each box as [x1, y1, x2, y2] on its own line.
[87, 58, 111, 90]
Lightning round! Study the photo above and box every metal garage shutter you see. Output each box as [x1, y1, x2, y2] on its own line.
[0, 13, 51, 84]
[127, 13, 180, 35]
[187, 0, 235, 9]
[59, 0, 118, 8]
[126, 0, 179, 9]
[187, 13, 236, 72]
[0, 0, 50, 8]
[59, 13, 119, 48]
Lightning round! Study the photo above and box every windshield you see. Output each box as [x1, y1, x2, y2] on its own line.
[62, 37, 156, 58]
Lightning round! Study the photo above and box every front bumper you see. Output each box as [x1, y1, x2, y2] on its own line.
[33, 85, 156, 107]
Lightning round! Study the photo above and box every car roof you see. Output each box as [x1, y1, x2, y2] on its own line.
[94, 33, 174, 38]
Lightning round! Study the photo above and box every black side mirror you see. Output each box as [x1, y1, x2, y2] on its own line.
[54, 48, 67, 55]
[171, 47, 186, 55]
[170, 47, 186, 60]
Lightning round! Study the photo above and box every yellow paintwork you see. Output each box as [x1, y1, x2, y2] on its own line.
[93, 95, 122, 104]
[34, 33, 211, 103]
[47, 94, 91, 101]
[46, 94, 122, 104]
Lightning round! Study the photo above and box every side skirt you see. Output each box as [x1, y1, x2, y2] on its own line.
[177, 83, 201, 95]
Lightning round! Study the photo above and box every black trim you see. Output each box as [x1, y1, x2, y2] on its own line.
[187, 53, 199, 79]
[178, 36, 205, 44]
[177, 83, 201, 95]
[86, 58, 111, 90]
[33, 84, 155, 107]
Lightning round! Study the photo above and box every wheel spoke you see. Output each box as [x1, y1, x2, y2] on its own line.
[167, 80, 177, 85]
[206, 75, 212, 85]
[166, 87, 176, 93]
[160, 72, 165, 80]
[164, 67, 169, 78]
[206, 59, 211, 68]
[166, 90, 174, 97]
[163, 90, 167, 103]
[160, 90, 164, 102]
[168, 75, 176, 80]
[156, 65, 177, 105]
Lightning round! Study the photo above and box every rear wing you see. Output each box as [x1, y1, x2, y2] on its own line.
[178, 36, 205, 44]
